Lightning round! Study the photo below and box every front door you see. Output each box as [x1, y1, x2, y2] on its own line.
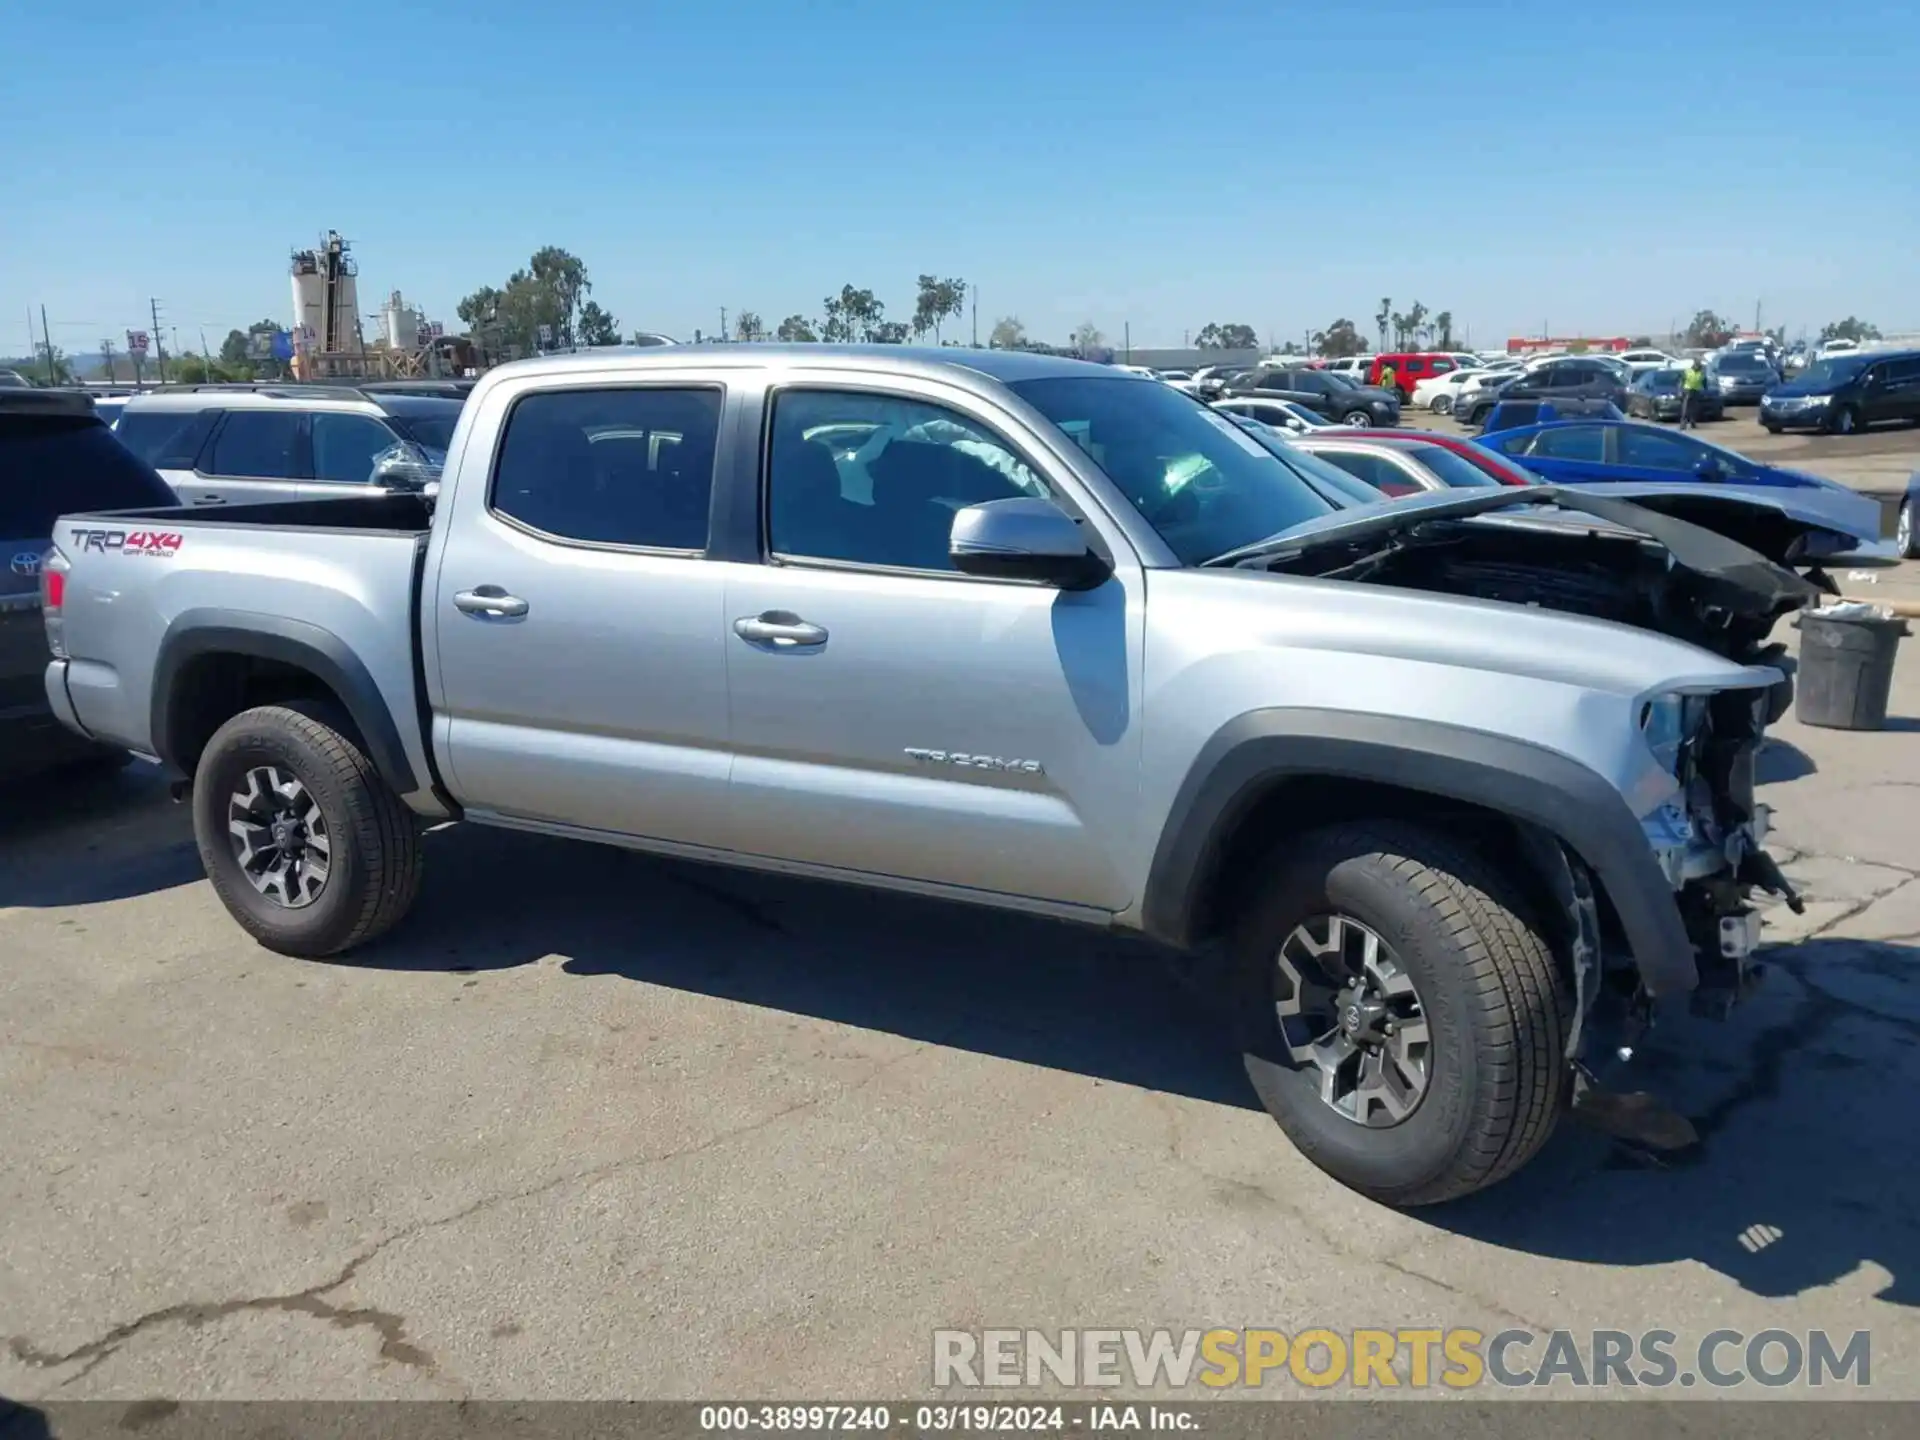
[723, 382, 1142, 910]
[431, 379, 735, 846]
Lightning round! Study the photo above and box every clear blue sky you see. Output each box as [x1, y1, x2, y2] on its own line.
[4, 0, 1916, 359]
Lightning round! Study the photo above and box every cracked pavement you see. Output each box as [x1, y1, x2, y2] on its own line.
[3, 560, 1917, 1402]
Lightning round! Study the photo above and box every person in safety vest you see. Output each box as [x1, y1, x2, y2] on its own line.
[1680, 358, 1707, 430]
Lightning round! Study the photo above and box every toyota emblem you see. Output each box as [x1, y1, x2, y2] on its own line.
[9, 551, 42, 577]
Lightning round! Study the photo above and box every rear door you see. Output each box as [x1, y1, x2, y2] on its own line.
[429, 372, 737, 847]
[174, 409, 309, 506]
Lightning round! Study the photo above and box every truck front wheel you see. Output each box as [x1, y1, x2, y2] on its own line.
[1232, 822, 1570, 1205]
[192, 701, 423, 958]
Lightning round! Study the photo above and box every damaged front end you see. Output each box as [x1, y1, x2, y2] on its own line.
[1635, 685, 1801, 1021]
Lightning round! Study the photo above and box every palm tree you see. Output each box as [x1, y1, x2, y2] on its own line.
[1375, 298, 1392, 352]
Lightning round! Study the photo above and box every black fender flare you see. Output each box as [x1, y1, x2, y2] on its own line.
[1141, 709, 1698, 997]
[151, 609, 419, 795]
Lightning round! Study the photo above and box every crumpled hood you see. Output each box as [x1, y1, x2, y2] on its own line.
[1555, 478, 1883, 555]
[1226, 485, 1823, 618]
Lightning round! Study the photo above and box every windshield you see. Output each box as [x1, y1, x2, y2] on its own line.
[1794, 357, 1867, 389]
[1324, 371, 1361, 388]
[1717, 354, 1771, 374]
[1008, 376, 1340, 563]
[1642, 370, 1683, 392]
[1398, 444, 1504, 489]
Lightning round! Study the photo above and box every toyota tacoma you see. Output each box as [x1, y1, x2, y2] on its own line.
[42, 347, 1814, 1205]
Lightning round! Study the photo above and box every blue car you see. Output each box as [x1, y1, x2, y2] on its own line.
[1479, 417, 1886, 556]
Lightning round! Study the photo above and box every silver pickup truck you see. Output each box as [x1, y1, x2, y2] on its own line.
[43, 346, 1816, 1205]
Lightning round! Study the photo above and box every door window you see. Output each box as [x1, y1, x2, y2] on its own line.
[1616, 427, 1703, 471]
[312, 413, 401, 484]
[489, 386, 721, 550]
[115, 408, 219, 469]
[1524, 425, 1605, 461]
[767, 390, 1049, 572]
[207, 411, 303, 478]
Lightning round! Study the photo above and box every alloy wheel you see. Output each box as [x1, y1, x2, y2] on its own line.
[1898, 503, 1914, 557]
[227, 765, 332, 908]
[1273, 914, 1431, 1126]
[1342, 410, 1373, 428]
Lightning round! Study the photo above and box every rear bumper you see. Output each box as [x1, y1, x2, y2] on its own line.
[43, 658, 88, 737]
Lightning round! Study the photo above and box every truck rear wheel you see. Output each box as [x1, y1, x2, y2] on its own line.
[1232, 821, 1570, 1206]
[192, 700, 423, 958]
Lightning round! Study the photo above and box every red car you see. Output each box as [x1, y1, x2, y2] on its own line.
[1291, 428, 1538, 496]
[1365, 352, 1469, 402]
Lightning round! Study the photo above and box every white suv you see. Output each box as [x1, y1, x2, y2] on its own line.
[114, 385, 463, 507]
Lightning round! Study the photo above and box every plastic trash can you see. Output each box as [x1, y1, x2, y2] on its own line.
[1792, 610, 1909, 730]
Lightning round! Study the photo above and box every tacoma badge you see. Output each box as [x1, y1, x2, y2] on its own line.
[904, 748, 1044, 775]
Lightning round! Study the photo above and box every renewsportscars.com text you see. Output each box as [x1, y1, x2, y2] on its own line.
[932, 1328, 1872, 1391]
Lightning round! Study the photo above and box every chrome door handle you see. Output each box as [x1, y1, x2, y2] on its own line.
[733, 612, 827, 648]
[453, 587, 530, 618]
[192, 494, 226, 505]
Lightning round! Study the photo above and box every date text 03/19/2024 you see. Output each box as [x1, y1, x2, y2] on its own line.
[698, 1405, 1190, 1433]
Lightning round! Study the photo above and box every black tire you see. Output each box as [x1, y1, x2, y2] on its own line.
[1432, 395, 1453, 416]
[1232, 821, 1571, 1206]
[1763, 422, 1782, 435]
[1341, 409, 1373, 427]
[1897, 501, 1917, 559]
[192, 700, 423, 957]
[1828, 404, 1859, 436]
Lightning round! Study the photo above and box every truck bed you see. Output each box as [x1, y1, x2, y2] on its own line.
[49, 494, 439, 804]
[80, 491, 435, 536]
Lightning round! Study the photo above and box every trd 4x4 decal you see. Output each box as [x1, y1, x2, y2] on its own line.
[68, 528, 184, 557]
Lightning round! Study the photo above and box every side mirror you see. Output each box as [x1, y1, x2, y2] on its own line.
[950, 497, 1111, 590]
[371, 444, 442, 492]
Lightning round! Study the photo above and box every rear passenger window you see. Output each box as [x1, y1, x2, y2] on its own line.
[490, 387, 720, 550]
[767, 390, 1048, 572]
[115, 409, 219, 469]
[209, 412, 302, 479]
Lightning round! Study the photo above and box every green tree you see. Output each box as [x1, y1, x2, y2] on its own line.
[456, 247, 594, 356]
[776, 314, 818, 342]
[577, 301, 621, 346]
[822, 285, 884, 343]
[1433, 311, 1455, 349]
[912, 275, 968, 343]
[1071, 321, 1104, 356]
[1194, 322, 1259, 350]
[167, 353, 254, 384]
[1375, 297, 1392, 351]
[872, 320, 911, 344]
[989, 315, 1026, 349]
[12, 345, 72, 383]
[219, 318, 281, 366]
[1685, 310, 1735, 348]
[733, 310, 764, 342]
[1313, 319, 1365, 358]
[1819, 316, 1881, 344]
[1403, 301, 1429, 347]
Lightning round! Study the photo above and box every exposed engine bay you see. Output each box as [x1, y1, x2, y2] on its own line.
[1279, 514, 1808, 662]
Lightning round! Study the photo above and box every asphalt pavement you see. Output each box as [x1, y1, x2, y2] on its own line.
[3, 507, 1918, 1403]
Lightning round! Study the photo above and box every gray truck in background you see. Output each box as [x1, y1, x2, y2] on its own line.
[42, 346, 1815, 1205]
